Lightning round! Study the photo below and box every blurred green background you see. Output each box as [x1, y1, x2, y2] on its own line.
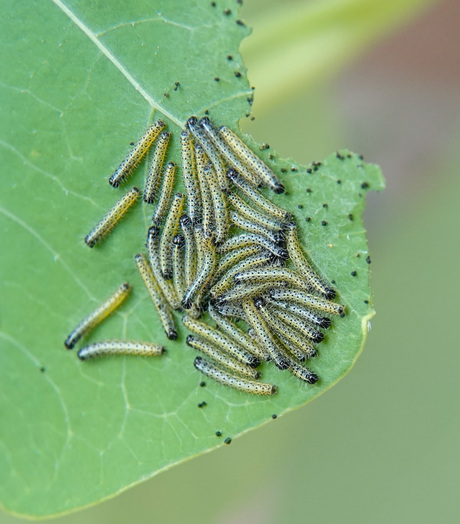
[3, 0, 459, 522]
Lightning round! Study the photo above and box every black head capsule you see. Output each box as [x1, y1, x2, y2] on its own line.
[274, 183, 285, 194]
[277, 247, 289, 260]
[209, 295, 219, 306]
[253, 296, 266, 309]
[276, 358, 290, 371]
[173, 234, 185, 249]
[312, 332, 324, 343]
[200, 116, 211, 127]
[226, 168, 238, 182]
[225, 170, 241, 193]
[168, 329, 178, 340]
[186, 116, 198, 128]
[273, 231, 286, 246]
[211, 295, 225, 306]
[148, 225, 161, 239]
[280, 218, 294, 230]
[325, 288, 336, 300]
[180, 214, 192, 228]
[269, 253, 286, 267]
[181, 297, 193, 310]
[319, 317, 332, 329]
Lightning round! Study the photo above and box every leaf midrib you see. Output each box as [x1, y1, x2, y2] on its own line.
[52, 0, 184, 127]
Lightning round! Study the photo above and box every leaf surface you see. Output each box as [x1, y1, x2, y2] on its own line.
[0, 0, 384, 517]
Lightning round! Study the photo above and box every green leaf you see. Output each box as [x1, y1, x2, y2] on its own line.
[0, 0, 384, 517]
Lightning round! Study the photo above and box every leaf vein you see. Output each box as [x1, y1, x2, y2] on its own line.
[0, 81, 62, 114]
[0, 331, 73, 486]
[0, 139, 96, 206]
[95, 16, 194, 38]
[0, 205, 95, 301]
[52, 0, 183, 127]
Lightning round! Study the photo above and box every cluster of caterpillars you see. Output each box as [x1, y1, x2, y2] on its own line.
[65, 116, 345, 396]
